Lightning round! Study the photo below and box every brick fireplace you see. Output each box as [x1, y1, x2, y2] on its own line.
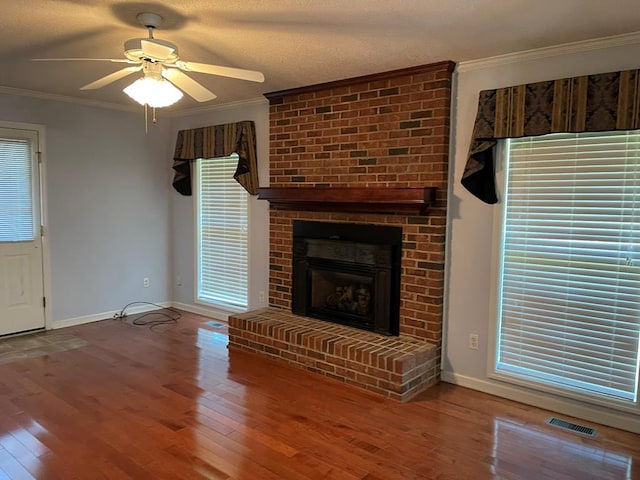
[229, 61, 454, 400]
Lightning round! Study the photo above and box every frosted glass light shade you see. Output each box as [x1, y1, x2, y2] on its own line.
[123, 76, 183, 108]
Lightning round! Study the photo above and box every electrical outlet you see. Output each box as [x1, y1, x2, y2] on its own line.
[259, 290, 266, 304]
[469, 333, 479, 350]
[143, 277, 150, 288]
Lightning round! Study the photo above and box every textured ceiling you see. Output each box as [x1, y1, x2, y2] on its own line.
[1, 0, 639, 112]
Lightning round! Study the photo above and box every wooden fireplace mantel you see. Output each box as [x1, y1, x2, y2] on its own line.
[257, 187, 437, 215]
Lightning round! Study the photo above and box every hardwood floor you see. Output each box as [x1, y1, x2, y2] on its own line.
[0, 311, 638, 479]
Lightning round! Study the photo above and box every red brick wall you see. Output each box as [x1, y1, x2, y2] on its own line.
[265, 62, 453, 348]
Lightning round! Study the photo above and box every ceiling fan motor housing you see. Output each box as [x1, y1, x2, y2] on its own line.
[124, 38, 179, 63]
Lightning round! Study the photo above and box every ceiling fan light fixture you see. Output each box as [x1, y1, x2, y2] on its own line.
[123, 73, 183, 108]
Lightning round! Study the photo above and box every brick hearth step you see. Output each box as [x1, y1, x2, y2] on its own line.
[228, 307, 439, 401]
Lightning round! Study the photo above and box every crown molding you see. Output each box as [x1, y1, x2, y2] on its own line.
[457, 31, 640, 73]
[169, 97, 268, 118]
[0, 85, 140, 112]
[0, 84, 268, 117]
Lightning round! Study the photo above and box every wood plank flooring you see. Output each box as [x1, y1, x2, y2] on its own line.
[0, 311, 638, 479]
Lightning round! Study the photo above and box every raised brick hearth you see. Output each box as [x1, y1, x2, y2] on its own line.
[228, 61, 453, 400]
[229, 308, 439, 400]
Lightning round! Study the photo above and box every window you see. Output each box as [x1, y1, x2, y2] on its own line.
[196, 154, 248, 310]
[0, 136, 34, 242]
[493, 131, 640, 408]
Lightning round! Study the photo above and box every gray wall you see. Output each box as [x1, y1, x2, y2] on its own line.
[0, 92, 269, 324]
[444, 41, 640, 433]
[170, 99, 270, 318]
[0, 93, 172, 323]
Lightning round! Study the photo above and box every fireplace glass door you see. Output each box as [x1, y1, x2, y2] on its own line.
[308, 263, 375, 330]
[292, 221, 401, 335]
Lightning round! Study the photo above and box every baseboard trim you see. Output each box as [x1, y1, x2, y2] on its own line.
[440, 371, 640, 434]
[171, 302, 233, 322]
[52, 301, 172, 330]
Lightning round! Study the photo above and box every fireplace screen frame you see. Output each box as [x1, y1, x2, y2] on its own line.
[292, 221, 402, 336]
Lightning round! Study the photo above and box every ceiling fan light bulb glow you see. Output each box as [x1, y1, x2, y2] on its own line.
[123, 76, 183, 108]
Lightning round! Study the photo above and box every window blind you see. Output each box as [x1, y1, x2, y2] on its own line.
[196, 154, 248, 309]
[0, 138, 33, 242]
[496, 131, 640, 403]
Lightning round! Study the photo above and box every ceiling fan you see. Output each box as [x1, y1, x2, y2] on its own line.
[33, 12, 265, 107]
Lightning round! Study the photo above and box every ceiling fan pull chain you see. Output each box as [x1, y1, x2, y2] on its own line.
[153, 107, 157, 124]
[144, 104, 148, 134]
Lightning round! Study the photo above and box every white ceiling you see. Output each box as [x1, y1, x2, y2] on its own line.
[1, 0, 640, 112]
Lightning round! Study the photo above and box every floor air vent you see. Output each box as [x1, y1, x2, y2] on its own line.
[204, 321, 226, 328]
[546, 417, 597, 437]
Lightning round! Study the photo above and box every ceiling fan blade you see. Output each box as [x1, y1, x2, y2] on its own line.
[162, 69, 217, 102]
[80, 66, 142, 90]
[141, 40, 175, 60]
[176, 61, 264, 83]
[32, 58, 136, 63]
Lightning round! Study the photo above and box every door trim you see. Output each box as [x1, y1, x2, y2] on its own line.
[0, 120, 51, 330]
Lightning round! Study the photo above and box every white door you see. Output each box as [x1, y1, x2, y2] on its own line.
[0, 127, 45, 336]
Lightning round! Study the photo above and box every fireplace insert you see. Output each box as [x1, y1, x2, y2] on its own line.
[292, 221, 402, 335]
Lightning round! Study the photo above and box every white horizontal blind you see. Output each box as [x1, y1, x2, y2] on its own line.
[0, 138, 33, 242]
[497, 131, 640, 403]
[196, 154, 248, 309]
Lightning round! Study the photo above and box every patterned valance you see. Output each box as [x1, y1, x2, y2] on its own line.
[172, 120, 259, 196]
[462, 69, 640, 204]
